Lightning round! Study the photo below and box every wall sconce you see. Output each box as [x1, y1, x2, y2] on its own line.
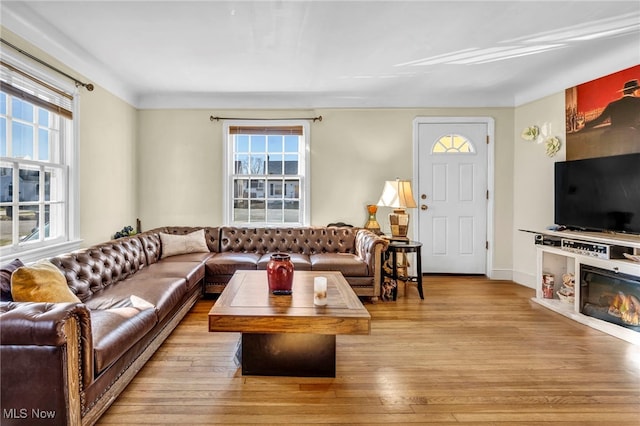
[377, 179, 417, 239]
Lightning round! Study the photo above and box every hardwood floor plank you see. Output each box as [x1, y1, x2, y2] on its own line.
[97, 277, 640, 425]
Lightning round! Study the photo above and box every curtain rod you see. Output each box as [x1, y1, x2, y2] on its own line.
[1, 38, 94, 91]
[210, 115, 322, 122]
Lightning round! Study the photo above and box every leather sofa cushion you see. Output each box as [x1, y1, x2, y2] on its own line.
[156, 252, 214, 263]
[257, 253, 312, 270]
[90, 304, 157, 373]
[139, 261, 206, 292]
[85, 276, 187, 322]
[310, 253, 368, 276]
[205, 253, 260, 275]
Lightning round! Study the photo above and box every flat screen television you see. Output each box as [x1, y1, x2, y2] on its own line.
[554, 153, 640, 235]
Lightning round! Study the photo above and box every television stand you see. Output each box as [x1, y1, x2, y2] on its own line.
[525, 229, 640, 345]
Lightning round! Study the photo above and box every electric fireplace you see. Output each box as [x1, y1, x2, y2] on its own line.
[580, 265, 640, 332]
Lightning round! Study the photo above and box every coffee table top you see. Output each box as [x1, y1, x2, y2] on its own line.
[208, 270, 371, 335]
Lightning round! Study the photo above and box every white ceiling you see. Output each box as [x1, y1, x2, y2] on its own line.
[2, 1, 639, 109]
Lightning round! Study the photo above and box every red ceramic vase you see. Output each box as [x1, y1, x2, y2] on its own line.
[267, 253, 294, 295]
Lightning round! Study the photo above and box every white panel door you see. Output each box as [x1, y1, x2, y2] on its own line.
[416, 121, 488, 274]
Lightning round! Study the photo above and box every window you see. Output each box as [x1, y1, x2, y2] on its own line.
[432, 133, 475, 153]
[224, 121, 310, 226]
[0, 54, 79, 263]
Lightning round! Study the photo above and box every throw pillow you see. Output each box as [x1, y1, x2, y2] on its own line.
[11, 259, 81, 303]
[0, 258, 24, 302]
[160, 229, 209, 259]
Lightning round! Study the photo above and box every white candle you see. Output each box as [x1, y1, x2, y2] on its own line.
[314, 276, 328, 306]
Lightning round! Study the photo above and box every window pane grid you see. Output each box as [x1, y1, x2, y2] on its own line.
[2, 94, 60, 162]
[1, 93, 67, 249]
[230, 130, 303, 225]
[432, 133, 476, 154]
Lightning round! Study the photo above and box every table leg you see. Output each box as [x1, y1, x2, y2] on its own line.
[392, 250, 398, 301]
[416, 250, 424, 299]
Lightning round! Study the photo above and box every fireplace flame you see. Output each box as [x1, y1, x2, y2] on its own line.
[608, 292, 640, 326]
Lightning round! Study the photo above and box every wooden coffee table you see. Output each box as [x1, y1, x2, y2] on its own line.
[208, 270, 371, 377]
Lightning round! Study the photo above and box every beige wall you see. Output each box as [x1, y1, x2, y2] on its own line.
[3, 27, 517, 276]
[137, 107, 515, 276]
[79, 87, 138, 246]
[512, 92, 566, 287]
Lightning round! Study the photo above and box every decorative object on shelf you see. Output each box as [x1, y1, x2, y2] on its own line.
[556, 272, 575, 304]
[313, 276, 328, 306]
[363, 204, 381, 234]
[544, 136, 562, 157]
[542, 273, 554, 299]
[377, 178, 417, 238]
[113, 225, 136, 239]
[266, 253, 294, 295]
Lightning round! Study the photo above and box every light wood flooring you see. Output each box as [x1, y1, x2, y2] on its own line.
[97, 276, 640, 425]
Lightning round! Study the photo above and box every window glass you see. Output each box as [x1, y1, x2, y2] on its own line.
[268, 153, 283, 175]
[12, 98, 33, 122]
[38, 129, 50, 161]
[284, 136, 298, 152]
[236, 135, 249, 152]
[432, 134, 476, 154]
[268, 135, 283, 152]
[251, 135, 266, 152]
[0, 118, 6, 156]
[38, 109, 49, 126]
[12, 122, 34, 159]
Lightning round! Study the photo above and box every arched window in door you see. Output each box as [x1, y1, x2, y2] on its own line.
[432, 134, 475, 153]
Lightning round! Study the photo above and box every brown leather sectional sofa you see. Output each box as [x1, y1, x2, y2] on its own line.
[0, 225, 387, 426]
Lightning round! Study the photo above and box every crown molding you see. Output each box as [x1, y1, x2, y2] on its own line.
[1, 2, 138, 107]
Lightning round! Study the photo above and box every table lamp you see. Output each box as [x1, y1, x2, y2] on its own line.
[377, 179, 417, 238]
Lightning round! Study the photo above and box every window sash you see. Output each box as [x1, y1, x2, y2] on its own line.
[0, 53, 77, 261]
[224, 120, 310, 226]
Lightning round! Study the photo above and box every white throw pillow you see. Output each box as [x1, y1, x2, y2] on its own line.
[159, 229, 209, 258]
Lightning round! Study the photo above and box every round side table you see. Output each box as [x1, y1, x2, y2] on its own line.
[384, 240, 424, 300]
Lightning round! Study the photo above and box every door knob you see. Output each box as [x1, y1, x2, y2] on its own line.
[421, 205, 428, 211]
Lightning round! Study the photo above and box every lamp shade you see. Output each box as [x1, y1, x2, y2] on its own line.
[377, 179, 417, 208]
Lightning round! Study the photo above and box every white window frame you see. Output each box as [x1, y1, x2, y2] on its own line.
[0, 50, 81, 264]
[222, 120, 310, 227]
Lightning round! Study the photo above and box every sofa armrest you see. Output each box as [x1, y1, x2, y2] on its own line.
[0, 302, 93, 395]
[355, 229, 389, 272]
[355, 230, 389, 297]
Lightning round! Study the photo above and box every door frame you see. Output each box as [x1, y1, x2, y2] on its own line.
[412, 117, 496, 278]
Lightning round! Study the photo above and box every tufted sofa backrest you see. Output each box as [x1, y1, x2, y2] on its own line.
[50, 235, 147, 302]
[219, 227, 357, 255]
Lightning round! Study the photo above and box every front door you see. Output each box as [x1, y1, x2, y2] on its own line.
[415, 119, 489, 274]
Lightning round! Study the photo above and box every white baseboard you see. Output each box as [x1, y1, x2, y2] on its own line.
[512, 270, 536, 289]
[488, 268, 512, 281]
